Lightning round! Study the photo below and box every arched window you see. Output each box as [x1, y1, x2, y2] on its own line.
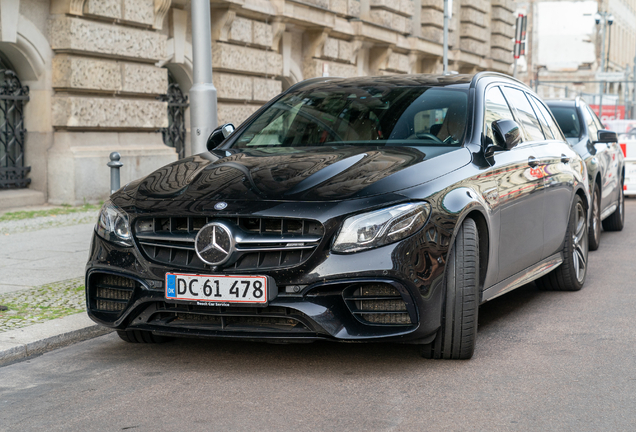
[159, 72, 188, 159]
[0, 56, 29, 189]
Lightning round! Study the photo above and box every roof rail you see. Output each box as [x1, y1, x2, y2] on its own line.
[282, 77, 342, 94]
[472, 71, 528, 88]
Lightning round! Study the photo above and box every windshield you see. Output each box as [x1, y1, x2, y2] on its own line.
[550, 106, 581, 145]
[231, 85, 469, 149]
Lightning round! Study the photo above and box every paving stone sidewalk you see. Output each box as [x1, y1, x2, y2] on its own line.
[0, 278, 86, 332]
[0, 209, 98, 235]
[0, 207, 99, 332]
[0, 210, 97, 295]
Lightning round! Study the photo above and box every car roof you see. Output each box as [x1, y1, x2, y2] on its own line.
[288, 72, 527, 94]
[289, 74, 474, 92]
[544, 98, 580, 108]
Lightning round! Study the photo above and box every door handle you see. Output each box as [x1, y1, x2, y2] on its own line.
[528, 156, 540, 167]
[561, 154, 570, 163]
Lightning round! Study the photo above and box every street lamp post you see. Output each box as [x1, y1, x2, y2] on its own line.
[190, 0, 218, 156]
[443, 0, 450, 74]
[595, 11, 614, 118]
[633, 56, 636, 118]
[606, 22, 613, 72]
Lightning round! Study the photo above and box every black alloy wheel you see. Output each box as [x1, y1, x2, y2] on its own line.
[536, 195, 588, 291]
[588, 184, 601, 251]
[117, 330, 173, 344]
[421, 218, 479, 360]
[602, 181, 625, 231]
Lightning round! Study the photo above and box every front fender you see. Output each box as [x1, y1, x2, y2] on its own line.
[439, 186, 493, 294]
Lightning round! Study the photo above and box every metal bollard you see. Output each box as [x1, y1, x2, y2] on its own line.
[107, 152, 123, 195]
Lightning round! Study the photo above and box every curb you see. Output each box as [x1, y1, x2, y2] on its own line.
[0, 313, 113, 366]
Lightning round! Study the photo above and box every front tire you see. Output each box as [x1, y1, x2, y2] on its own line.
[421, 218, 479, 360]
[536, 195, 588, 291]
[588, 183, 601, 251]
[602, 181, 625, 231]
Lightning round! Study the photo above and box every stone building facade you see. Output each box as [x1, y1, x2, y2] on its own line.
[517, 0, 636, 113]
[0, 0, 515, 210]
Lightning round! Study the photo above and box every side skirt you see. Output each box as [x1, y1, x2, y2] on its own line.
[600, 203, 617, 221]
[481, 252, 564, 303]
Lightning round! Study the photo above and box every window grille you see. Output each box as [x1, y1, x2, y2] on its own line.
[0, 67, 29, 189]
[159, 76, 188, 160]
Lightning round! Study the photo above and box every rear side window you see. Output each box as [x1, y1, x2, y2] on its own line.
[530, 95, 566, 141]
[585, 105, 605, 130]
[484, 86, 515, 143]
[501, 87, 545, 142]
[528, 96, 555, 139]
[581, 104, 599, 140]
[585, 103, 605, 130]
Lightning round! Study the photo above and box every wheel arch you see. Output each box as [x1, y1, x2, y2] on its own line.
[440, 187, 491, 293]
[621, 164, 625, 183]
[576, 186, 589, 212]
[594, 172, 602, 192]
[465, 209, 490, 292]
[574, 185, 590, 233]
[591, 172, 601, 213]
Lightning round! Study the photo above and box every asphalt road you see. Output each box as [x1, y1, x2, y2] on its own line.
[1, 201, 636, 432]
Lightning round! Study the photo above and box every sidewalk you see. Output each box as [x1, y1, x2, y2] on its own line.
[0, 206, 113, 365]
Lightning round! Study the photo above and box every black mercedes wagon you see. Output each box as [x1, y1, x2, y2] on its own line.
[86, 73, 590, 359]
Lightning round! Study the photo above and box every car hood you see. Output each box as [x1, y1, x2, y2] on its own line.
[123, 146, 472, 206]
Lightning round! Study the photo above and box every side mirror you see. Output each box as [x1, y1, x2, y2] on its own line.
[595, 129, 617, 144]
[486, 119, 522, 156]
[206, 123, 235, 151]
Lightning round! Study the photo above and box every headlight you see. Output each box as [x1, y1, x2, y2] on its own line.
[332, 203, 430, 253]
[95, 200, 132, 247]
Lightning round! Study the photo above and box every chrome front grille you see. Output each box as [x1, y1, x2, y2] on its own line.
[134, 216, 324, 271]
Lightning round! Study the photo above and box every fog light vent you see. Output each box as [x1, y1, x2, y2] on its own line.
[97, 287, 131, 300]
[96, 299, 127, 312]
[90, 273, 136, 315]
[343, 283, 413, 325]
[363, 312, 411, 324]
[359, 285, 400, 296]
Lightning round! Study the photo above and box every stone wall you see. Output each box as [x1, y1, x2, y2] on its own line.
[208, 8, 284, 125]
[0, 0, 516, 209]
[202, 0, 516, 124]
[459, 1, 489, 58]
[46, 0, 176, 205]
[490, 0, 515, 66]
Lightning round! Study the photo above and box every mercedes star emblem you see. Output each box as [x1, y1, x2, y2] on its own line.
[195, 222, 234, 265]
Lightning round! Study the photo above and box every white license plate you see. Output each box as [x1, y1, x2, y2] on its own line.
[165, 273, 267, 305]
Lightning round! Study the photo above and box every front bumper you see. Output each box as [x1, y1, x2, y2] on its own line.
[85, 220, 450, 344]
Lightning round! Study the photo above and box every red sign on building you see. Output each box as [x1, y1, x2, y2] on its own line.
[589, 104, 626, 122]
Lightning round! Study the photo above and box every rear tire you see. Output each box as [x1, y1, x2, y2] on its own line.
[420, 218, 479, 360]
[536, 195, 587, 291]
[117, 330, 173, 344]
[602, 181, 625, 231]
[588, 184, 601, 251]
